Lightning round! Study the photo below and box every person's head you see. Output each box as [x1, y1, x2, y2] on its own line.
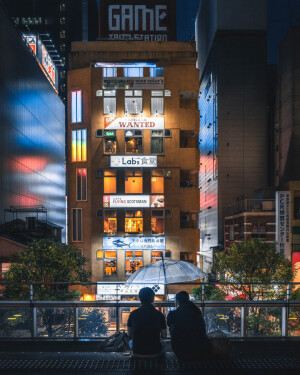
[175, 291, 190, 306]
[139, 287, 155, 305]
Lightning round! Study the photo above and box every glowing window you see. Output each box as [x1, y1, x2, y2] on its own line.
[124, 90, 143, 115]
[76, 169, 87, 200]
[104, 210, 117, 234]
[72, 129, 87, 162]
[1, 263, 11, 273]
[104, 170, 117, 194]
[104, 131, 117, 154]
[103, 90, 116, 115]
[97, 250, 104, 258]
[71, 90, 82, 123]
[102, 67, 117, 77]
[151, 210, 164, 235]
[125, 250, 143, 276]
[151, 170, 164, 193]
[125, 130, 143, 154]
[104, 252, 117, 276]
[150, 67, 164, 77]
[124, 67, 143, 77]
[72, 208, 82, 242]
[125, 170, 143, 194]
[125, 210, 143, 234]
[152, 250, 171, 263]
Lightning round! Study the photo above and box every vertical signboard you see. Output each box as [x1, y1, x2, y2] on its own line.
[276, 191, 291, 258]
[41, 44, 56, 85]
[99, 0, 176, 41]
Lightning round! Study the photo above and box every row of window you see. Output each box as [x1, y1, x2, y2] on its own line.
[97, 249, 170, 277]
[72, 129, 168, 160]
[72, 208, 168, 241]
[71, 90, 169, 122]
[75, 169, 165, 200]
[102, 67, 164, 78]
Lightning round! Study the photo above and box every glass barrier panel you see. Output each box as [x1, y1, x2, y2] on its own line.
[78, 307, 116, 337]
[204, 307, 241, 337]
[36, 307, 74, 338]
[0, 308, 31, 338]
[246, 307, 282, 337]
[288, 307, 300, 337]
[119, 307, 138, 331]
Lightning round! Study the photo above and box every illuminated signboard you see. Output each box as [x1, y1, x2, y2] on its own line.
[41, 44, 56, 85]
[103, 195, 164, 208]
[99, 0, 176, 41]
[103, 195, 150, 208]
[103, 77, 164, 90]
[150, 195, 164, 208]
[96, 283, 165, 297]
[22, 34, 37, 55]
[103, 236, 165, 250]
[275, 191, 291, 258]
[104, 130, 116, 137]
[110, 155, 157, 167]
[104, 117, 164, 129]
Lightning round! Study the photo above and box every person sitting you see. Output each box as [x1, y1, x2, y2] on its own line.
[127, 287, 167, 357]
[167, 291, 210, 360]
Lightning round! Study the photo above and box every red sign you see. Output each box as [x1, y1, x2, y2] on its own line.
[293, 252, 300, 283]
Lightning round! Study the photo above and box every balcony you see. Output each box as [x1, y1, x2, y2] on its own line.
[225, 199, 275, 217]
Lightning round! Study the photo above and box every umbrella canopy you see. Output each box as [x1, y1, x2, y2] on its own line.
[126, 260, 207, 285]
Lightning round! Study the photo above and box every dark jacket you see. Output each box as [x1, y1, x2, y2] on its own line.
[167, 301, 209, 360]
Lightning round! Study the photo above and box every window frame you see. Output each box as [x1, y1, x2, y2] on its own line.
[125, 210, 143, 234]
[102, 67, 117, 78]
[71, 129, 87, 162]
[151, 130, 164, 155]
[103, 130, 117, 155]
[103, 90, 117, 115]
[151, 169, 164, 194]
[151, 209, 165, 236]
[125, 169, 143, 194]
[71, 90, 82, 123]
[125, 130, 143, 154]
[76, 168, 87, 201]
[103, 252, 117, 277]
[104, 170, 117, 194]
[103, 209, 117, 235]
[124, 90, 143, 115]
[151, 90, 164, 115]
[72, 208, 83, 242]
[125, 250, 143, 276]
[151, 250, 171, 262]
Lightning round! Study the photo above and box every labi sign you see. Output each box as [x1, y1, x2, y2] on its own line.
[110, 155, 157, 167]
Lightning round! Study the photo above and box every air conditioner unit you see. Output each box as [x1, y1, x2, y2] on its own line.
[96, 129, 103, 138]
[164, 129, 172, 137]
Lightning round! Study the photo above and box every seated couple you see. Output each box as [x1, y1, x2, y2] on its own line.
[127, 287, 210, 360]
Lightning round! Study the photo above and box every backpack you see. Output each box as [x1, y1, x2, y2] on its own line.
[103, 331, 130, 352]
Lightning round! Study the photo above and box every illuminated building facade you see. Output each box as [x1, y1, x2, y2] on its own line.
[196, 0, 269, 272]
[67, 41, 199, 296]
[0, 7, 66, 240]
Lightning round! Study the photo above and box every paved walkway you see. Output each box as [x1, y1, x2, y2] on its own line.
[0, 351, 300, 374]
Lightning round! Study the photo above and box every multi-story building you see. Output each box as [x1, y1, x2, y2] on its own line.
[195, 0, 269, 272]
[224, 199, 275, 250]
[0, 6, 66, 268]
[67, 41, 199, 298]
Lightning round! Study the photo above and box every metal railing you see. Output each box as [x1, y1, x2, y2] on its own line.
[225, 199, 275, 216]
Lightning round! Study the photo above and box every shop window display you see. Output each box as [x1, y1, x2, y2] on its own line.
[104, 210, 117, 234]
[104, 251, 117, 276]
[125, 210, 143, 234]
[125, 130, 143, 154]
[125, 250, 143, 276]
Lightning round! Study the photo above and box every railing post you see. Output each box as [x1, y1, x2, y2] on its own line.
[241, 305, 246, 339]
[201, 284, 205, 302]
[281, 305, 288, 337]
[74, 305, 78, 340]
[30, 284, 34, 302]
[32, 305, 37, 339]
[116, 302, 120, 332]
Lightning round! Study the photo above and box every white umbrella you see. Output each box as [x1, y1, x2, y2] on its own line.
[126, 260, 207, 285]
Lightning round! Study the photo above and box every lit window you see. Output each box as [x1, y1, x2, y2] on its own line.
[72, 129, 87, 162]
[96, 250, 103, 258]
[151, 130, 164, 154]
[104, 170, 117, 194]
[151, 210, 164, 235]
[72, 208, 82, 242]
[151, 170, 164, 193]
[104, 210, 117, 235]
[104, 251, 117, 276]
[150, 67, 164, 77]
[71, 90, 82, 123]
[76, 169, 87, 200]
[152, 250, 171, 263]
[1, 263, 11, 274]
[125, 90, 143, 115]
[102, 67, 117, 77]
[125, 210, 143, 234]
[124, 67, 143, 77]
[125, 169, 143, 194]
[103, 90, 116, 115]
[103, 130, 117, 154]
[125, 130, 143, 154]
[151, 90, 164, 115]
[125, 250, 143, 276]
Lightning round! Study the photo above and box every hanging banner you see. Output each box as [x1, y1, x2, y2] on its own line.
[103, 195, 150, 208]
[104, 116, 164, 129]
[103, 77, 164, 90]
[276, 191, 291, 258]
[97, 283, 165, 297]
[110, 155, 157, 167]
[103, 236, 165, 250]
